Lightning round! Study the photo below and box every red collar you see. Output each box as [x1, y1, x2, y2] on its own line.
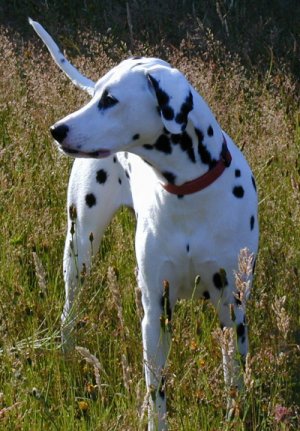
[162, 135, 232, 196]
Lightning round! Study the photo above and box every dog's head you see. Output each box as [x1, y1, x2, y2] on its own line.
[50, 57, 194, 158]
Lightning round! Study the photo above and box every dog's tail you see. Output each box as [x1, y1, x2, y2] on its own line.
[29, 18, 95, 95]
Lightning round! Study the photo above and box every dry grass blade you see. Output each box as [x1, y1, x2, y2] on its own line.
[0, 402, 23, 420]
[75, 346, 105, 388]
[32, 251, 47, 296]
[234, 247, 254, 310]
[272, 296, 290, 341]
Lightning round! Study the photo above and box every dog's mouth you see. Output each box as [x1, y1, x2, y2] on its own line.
[60, 146, 111, 159]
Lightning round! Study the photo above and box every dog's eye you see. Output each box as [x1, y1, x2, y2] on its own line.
[98, 90, 118, 110]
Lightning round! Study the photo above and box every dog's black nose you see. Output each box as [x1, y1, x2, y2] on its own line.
[50, 124, 69, 143]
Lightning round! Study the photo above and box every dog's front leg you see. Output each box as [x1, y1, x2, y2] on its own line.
[142, 302, 171, 431]
[138, 265, 175, 431]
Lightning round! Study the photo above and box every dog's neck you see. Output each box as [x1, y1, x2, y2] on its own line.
[134, 90, 226, 187]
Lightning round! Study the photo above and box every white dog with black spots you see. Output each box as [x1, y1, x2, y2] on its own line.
[30, 19, 259, 431]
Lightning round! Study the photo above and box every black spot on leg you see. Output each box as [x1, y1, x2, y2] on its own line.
[233, 186, 244, 198]
[251, 175, 257, 192]
[203, 291, 210, 300]
[235, 169, 241, 177]
[236, 323, 245, 339]
[250, 215, 255, 230]
[159, 376, 166, 399]
[85, 193, 96, 208]
[132, 133, 140, 140]
[213, 270, 228, 289]
[96, 169, 108, 184]
[113, 156, 117, 163]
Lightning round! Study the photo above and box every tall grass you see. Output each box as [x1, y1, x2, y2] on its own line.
[0, 5, 299, 430]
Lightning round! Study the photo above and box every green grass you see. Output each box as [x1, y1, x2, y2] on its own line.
[0, 4, 300, 430]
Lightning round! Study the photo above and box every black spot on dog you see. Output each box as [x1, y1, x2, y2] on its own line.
[171, 133, 181, 144]
[195, 128, 216, 168]
[155, 134, 172, 154]
[250, 215, 255, 230]
[132, 133, 140, 140]
[251, 175, 257, 192]
[148, 75, 170, 107]
[236, 323, 245, 338]
[175, 91, 193, 126]
[113, 156, 117, 163]
[195, 127, 204, 144]
[64, 148, 79, 155]
[96, 169, 108, 184]
[159, 376, 166, 399]
[162, 106, 174, 121]
[143, 144, 153, 150]
[235, 169, 241, 177]
[213, 271, 228, 289]
[207, 125, 214, 136]
[179, 132, 196, 163]
[177, 194, 184, 199]
[118, 178, 122, 184]
[125, 170, 130, 179]
[186, 244, 190, 252]
[233, 186, 245, 198]
[85, 193, 96, 208]
[203, 291, 210, 300]
[162, 171, 176, 184]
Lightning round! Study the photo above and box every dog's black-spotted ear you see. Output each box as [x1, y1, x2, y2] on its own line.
[147, 67, 193, 134]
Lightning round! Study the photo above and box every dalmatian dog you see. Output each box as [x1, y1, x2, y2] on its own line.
[30, 19, 259, 430]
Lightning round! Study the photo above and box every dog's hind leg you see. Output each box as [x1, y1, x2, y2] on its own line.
[61, 156, 132, 349]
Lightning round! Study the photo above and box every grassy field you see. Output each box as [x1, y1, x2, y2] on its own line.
[0, 2, 299, 430]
